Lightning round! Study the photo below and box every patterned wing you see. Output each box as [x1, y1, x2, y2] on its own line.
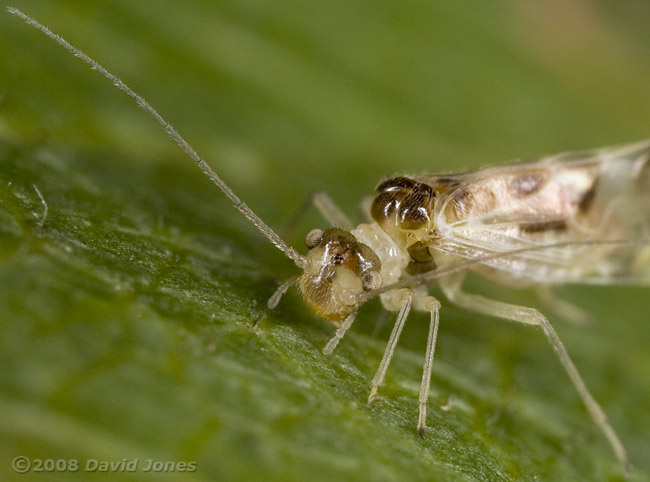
[425, 140, 650, 285]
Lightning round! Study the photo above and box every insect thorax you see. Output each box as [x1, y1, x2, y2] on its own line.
[370, 177, 439, 274]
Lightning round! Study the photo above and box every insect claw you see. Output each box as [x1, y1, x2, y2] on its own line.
[417, 403, 427, 437]
[322, 336, 340, 355]
[367, 386, 378, 405]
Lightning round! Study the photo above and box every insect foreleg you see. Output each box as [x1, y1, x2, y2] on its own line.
[367, 290, 413, 405]
[322, 311, 358, 355]
[267, 275, 299, 310]
[438, 277, 630, 470]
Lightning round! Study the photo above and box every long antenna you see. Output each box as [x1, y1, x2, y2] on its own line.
[8, 7, 306, 268]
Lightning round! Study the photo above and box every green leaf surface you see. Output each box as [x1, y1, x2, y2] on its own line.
[1, 1, 650, 480]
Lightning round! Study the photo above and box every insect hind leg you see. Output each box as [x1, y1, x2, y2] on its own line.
[536, 286, 590, 325]
[439, 276, 630, 469]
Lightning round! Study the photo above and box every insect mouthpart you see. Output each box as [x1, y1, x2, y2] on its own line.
[298, 228, 382, 321]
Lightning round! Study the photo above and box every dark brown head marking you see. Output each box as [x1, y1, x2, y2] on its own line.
[299, 227, 382, 320]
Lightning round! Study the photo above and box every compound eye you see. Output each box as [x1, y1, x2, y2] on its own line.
[361, 270, 382, 291]
[305, 228, 324, 249]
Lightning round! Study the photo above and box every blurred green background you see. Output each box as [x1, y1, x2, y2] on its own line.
[1, 1, 650, 480]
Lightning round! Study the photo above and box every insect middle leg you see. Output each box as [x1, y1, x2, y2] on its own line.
[438, 274, 629, 468]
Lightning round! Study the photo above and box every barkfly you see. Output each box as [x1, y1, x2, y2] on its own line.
[10, 7, 650, 471]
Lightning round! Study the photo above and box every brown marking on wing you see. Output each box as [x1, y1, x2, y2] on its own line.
[447, 184, 498, 221]
[450, 187, 474, 216]
[578, 177, 598, 213]
[510, 171, 547, 198]
[519, 219, 568, 233]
